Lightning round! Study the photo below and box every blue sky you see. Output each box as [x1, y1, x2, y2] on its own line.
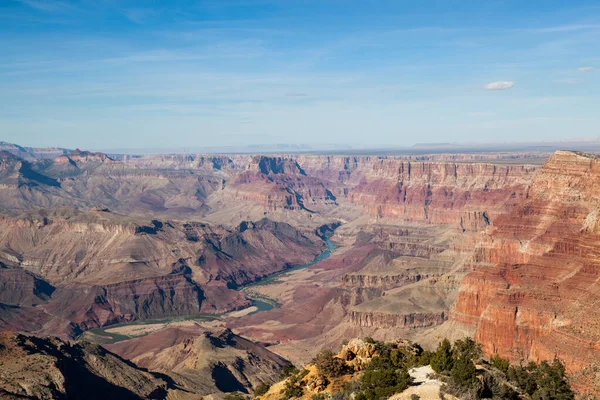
[0, 0, 599, 150]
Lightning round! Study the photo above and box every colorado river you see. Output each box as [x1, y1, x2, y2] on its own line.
[83, 236, 335, 344]
[241, 236, 335, 312]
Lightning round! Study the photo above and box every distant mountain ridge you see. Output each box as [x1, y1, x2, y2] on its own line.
[0, 141, 71, 161]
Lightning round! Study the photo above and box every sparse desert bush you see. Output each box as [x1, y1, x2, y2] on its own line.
[313, 350, 350, 377]
[282, 374, 304, 399]
[224, 393, 247, 400]
[281, 369, 310, 399]
[330, 393, 345, 400]
[253, 382, 270, 397]
[280, 363, 299, 379]
[490, 354, 510, 374]
[452, 337, 481, 361]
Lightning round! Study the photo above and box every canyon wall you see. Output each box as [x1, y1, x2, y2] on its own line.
[453, 151, 600, 383]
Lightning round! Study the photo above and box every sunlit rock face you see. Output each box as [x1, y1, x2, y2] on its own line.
[453, 151, 600, 381]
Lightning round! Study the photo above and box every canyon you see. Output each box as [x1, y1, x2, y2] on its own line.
[1, 143, 600, 395]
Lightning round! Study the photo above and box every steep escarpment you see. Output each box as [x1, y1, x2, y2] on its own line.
[453, 151, 600, 390]
[224, 156, 337, 215]
[293, 156, 537, 223]
[344, 160, 536, 223]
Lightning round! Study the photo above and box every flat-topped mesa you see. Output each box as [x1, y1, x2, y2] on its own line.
[0, 207, 162, 236]
[452, 150, 600, 390]
[0, 141, 70, 160]
[248, 155, 307, 176]
[55, 148, 114, 165]
[123, 153, 242, 171]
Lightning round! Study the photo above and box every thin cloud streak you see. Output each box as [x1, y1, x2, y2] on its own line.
[17, 0, 73, 12]
[483, 81, 515, 90]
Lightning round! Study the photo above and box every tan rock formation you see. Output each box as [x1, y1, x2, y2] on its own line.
[452, 151, 600, 394]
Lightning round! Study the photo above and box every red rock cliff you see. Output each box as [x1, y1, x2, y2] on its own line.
[453, 151, 600, 377]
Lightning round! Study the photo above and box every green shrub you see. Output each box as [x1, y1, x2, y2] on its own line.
[280, 363, 299, 379]
[431, 339, 454, 374]
[450, 356, 478, 389]
[419, 350, 434, 366]
[359, 367, 412, 400]
[313, 350, 350, 377]
[490, 354, 510, 374]
[253, 382, 270, 397]
[282, 373, 305, 400]
[354, 347, 413, 400]
[508, 359, 573, 400]
[452, 337, 481, 361]
[224, 393, 247, 400]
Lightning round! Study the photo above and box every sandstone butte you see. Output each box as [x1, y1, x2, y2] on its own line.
[452, 151, 600, 393]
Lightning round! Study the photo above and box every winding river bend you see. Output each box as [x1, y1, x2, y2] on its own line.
[84, 236, 335, 344]
[242, 236, 335, 312]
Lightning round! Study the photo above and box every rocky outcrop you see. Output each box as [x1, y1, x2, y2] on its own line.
[248, 156, 307, 176]
[107, 327, 288, 395]
[228, 156, 337, 213]
[61, 148, 114, 163]
[453, 151, 600, 382]
[0, 333, 174, 399]
[341, 273, 428, 290]
[349, 310, 447, 329]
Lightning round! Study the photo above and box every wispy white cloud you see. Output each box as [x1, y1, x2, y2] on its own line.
[578, 66, 595, 72]
[483, 81, 515, 90]
[18, 0, 72, 12]
[519, 24, 600, 33]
